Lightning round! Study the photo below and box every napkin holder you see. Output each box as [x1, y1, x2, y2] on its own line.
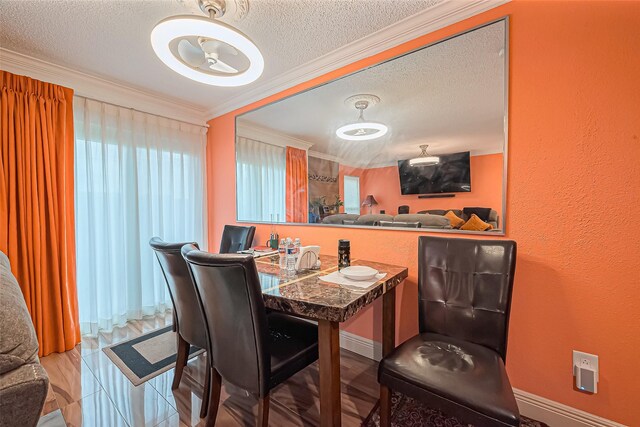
[296, 246, 321, 271]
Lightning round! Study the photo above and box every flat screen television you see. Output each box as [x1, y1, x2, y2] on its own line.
[397, 151, 471, 195]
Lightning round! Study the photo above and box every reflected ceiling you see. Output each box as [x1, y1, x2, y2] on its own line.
[238, 21, 505, 167]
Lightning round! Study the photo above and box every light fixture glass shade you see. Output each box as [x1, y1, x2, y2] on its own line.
[335, 122, 388, 141]
[409, 156, 440, 166]
[151, 16, 264, 87]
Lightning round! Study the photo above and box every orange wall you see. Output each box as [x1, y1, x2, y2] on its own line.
[206, 2, 640, 424]
[358, 153, 503, 218]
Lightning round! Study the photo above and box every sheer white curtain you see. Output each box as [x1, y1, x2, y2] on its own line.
[74, 97, 207, 335]
[236, 137, 285, 222]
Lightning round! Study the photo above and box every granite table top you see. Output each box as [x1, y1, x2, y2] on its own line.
[254, 254, 408, 323]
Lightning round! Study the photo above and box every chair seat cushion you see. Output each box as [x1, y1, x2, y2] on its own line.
[267, 313, 318, 389]
[379, 333, 519, 426]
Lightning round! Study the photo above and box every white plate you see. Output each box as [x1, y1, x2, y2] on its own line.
[339, 266, 379, 281]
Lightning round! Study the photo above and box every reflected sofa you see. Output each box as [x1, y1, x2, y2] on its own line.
[0, 251, 49, 427]
[321, 213, 452, 229]
[418, 208, 499, 229]
[320, 213, 360, 224]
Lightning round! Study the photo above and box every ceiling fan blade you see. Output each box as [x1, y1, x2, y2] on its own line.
[209, 58, 238, 74]
[177, 39, 206, 68]
[201, 39, 239, 56]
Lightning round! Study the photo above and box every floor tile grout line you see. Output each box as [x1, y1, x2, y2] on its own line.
[45, 349, 103, 414]
[80, 351, 132, 427]
[270, 396, 317, 427]
[57, 388, 103, 426]
[149, 392, 178, 427]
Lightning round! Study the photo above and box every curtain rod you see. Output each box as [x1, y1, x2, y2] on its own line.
[74, 94, 210, 129]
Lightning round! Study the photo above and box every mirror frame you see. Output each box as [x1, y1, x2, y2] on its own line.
[235, 16, 509, 236]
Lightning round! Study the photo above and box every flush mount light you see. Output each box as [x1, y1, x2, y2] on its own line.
[409, 144, 440, 166]
[151, 0, 263, 87]
[336, 95, 388, 141]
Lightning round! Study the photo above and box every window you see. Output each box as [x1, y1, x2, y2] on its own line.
[236, 137, 286, 222]
[74, 97, 207, 335]
[343, 175, 360, 215]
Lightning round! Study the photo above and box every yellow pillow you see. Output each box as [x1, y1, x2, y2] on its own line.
[444, 210, 465, 228]
[460, 214, 493, 231]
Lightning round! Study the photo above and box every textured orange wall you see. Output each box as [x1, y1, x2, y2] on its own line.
[358, 154, 503, 217]
[206, 2, 640, 424]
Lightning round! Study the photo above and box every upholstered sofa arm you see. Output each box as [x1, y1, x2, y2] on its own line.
[0, 363, 49, 427]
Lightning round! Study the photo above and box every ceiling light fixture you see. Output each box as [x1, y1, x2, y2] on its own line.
[151, 0, 263, 87]
[336, 95, 388, 141]
[409, 145, 440, 166]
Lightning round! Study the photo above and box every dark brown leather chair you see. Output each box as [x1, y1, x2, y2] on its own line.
[378, 236, 519, 427]
[219, 225, 256, 253]
[149, 238, 210, 418]
[181, 246, 319, 427]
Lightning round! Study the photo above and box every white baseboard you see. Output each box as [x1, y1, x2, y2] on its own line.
[339, 330, 383, 362]
[338, 332, 627, 427]
[512, 388, 626, 427]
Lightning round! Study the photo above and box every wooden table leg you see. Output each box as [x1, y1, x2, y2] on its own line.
[382, 286, 396, 357]
[379, 286, 397, 426]
[318, 319, 341, 427]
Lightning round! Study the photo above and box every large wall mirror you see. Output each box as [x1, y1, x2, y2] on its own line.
[236, 18, 508, 234]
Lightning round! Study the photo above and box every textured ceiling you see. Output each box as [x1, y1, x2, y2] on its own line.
[238, 20, 507, 166]
[0, 0, 443, 112]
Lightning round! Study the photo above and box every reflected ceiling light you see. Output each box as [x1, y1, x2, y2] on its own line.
[151, 0, 263, 87]
[336, 95, 388, 141]
[409, 144, 440, 166]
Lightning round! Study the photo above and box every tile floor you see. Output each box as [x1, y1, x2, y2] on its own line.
[37, 313, 379, 426]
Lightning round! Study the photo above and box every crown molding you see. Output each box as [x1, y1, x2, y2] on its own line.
[205, 0, 509, 119]
[237, 122, 313, 151]
[0, 0, 507, 125]
[308, 150, 343, 164]
[309, 150, 395, 169]
[0, 48, 209, 126]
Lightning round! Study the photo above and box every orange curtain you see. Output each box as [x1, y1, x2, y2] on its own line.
[0, 71, 80, 356]
[285, 146, 308, 223]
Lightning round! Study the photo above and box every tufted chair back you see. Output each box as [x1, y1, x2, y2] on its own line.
[418, 236, 517, 360]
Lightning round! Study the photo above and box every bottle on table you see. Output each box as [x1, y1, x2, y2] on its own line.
[293, 238, 301, 263]
[286, 238, 296, 275]
[338, 239, 350, 271]
[278, 238, 286, 269]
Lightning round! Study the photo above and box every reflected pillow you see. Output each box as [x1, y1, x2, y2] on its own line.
[444, 211, 465, 229]
[463, 207, 492, 222]
[460, 214, 493, 231]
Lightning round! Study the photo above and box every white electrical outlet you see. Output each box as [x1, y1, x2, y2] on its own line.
[573, 350, 598, 393]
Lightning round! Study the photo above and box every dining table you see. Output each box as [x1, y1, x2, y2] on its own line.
[252, 252, 408, 427]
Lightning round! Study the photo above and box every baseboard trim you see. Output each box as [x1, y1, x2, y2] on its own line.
[338, 332, 626, 427]
[339, 330, 383, 362]
[512, 388, 626, 427]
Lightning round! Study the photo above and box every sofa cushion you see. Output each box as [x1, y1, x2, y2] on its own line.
[418, 209, 464, 218]
[378, 221, 421, 228]
[463, 207, 492, 222]
[0, 252, 40, 375]
[444, 210, 465, 228]
[393, 214, 451, 228]
[355, 214, 394, 226]
[460, 214, 493, 231]
[321, 214, 360, 224]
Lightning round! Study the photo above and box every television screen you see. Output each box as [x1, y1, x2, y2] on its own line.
[397, 151, 471, 195]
